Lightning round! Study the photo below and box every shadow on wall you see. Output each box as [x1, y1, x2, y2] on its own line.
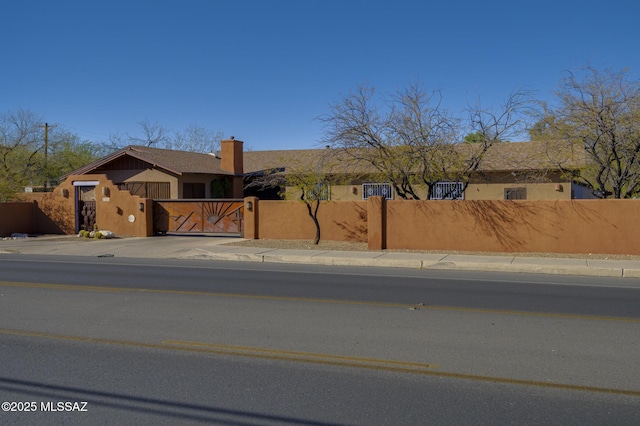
[33, 194, 73, 234]
[450, 200, 546, 252]
[332, 202, 368, 242]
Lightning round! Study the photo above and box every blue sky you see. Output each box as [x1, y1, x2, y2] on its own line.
[2, 0, 639, 151]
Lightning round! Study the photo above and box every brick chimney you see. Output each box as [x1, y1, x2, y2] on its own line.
[220, 137, 244, 175]
[220, 137, 244, 198]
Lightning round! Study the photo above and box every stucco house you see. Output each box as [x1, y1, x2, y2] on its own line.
[63, 138, 593, 203]
[63, 138, 245, 200]
[9, 138, 596, 238]
[243, 140, 595, 201]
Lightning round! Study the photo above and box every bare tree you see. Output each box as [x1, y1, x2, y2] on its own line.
[168, 124, 224, 153]
[107, 120, 223, 154]
[130, 118, 171, 147]
[320, 82, 531, 199]
[537, 66, 640, 198]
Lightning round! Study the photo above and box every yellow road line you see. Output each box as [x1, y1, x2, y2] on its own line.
[163, 339, 439, 369]
[2, 280, 639, 322]
[2, 328, 639, 397]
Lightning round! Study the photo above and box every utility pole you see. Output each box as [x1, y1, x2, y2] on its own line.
[40, 122, 56, 190]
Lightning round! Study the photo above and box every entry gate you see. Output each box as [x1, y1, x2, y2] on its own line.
[153, 199, 244, 236]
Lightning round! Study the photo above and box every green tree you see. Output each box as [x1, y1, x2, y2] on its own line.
[537, 66, 640, 198]
[46, 135, 102, 184]
[0, 108, 43, 201]
[463, 131, 485, 144]
[0, 108, 102, 201]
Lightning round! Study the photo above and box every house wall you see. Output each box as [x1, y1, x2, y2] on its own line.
[179, 173, 213, 198]
[92, 169, 242, 200]
[93, 169, 180, 198]
[247, 197, 640, 255]
[289, 180, 573, 202]
[465, 182, 571, 200]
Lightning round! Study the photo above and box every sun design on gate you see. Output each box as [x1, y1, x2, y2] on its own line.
[154, 200, 244, 234]
[202, 201, 243, 233]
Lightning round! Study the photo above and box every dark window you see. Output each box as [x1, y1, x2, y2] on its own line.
[504, 187, 527, 200]
[183, 183, 205, 199]
[118, 182, 170, 199]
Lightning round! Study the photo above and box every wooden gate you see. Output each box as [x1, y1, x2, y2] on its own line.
[153, 199, 244, 236]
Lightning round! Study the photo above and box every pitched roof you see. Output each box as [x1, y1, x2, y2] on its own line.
[63, 145, 232, 178]
[65, 141, 587, 180]
[243, 141, 587, 175]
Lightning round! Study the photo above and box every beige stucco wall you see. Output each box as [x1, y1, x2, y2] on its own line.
[179, 173, 212, 198]
[92, 169, 179, 198]
[294, 182, 573, 201]
[465, 182, 571, 200]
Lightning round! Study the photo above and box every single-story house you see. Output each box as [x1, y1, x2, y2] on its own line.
[63, 138, 594, 202]
[242, 140, 595, 201]
[62, 138, 245, 199]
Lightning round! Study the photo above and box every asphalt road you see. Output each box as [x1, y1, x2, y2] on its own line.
[1, 255, 639, 425]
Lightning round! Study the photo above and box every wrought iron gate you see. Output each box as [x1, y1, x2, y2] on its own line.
[79, 200, 96, 232]
[153, 199, 244, 236]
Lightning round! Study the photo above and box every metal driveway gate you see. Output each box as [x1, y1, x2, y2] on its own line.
[153, 199, 244, 236]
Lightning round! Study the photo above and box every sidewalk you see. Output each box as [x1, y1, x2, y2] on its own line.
[2, 235, 640, 278]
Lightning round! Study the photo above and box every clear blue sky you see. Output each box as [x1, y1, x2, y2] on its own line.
[2, 0, 639, 151]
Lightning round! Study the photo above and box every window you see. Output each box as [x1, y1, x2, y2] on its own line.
[504, 187, 527, 200]
[183, 183, 206, 199]
[431, 182, 464, 200]
[304, 182, 330, 201]
[119, 182, 170, 199]
[362, 183, 394, 200]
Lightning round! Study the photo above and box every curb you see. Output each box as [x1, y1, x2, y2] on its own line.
[174, 251, 631, 278]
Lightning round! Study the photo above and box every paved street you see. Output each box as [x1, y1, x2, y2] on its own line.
[1, 255, 639, 424]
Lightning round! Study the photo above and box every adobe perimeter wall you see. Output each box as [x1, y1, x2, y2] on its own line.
[256, 200, 367, 242]
[249, 198, 640, 255]
[0, 202, 36, 236]
[16, 174, 153, 237]
[384, 199, 640, 255]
